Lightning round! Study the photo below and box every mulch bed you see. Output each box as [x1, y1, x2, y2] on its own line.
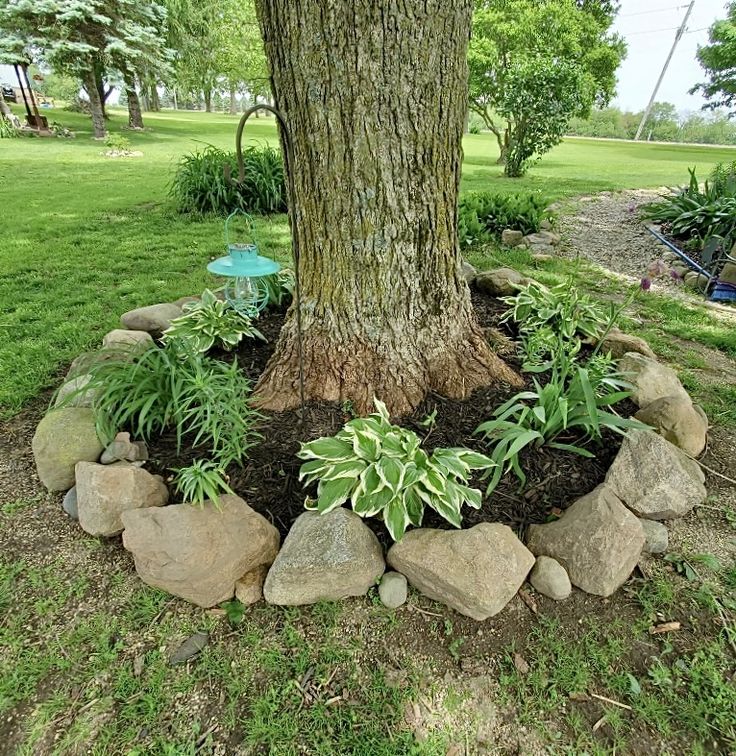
[147, 290, 626, 548]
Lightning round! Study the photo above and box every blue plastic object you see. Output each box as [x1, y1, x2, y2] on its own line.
[207, 210, 281, 315]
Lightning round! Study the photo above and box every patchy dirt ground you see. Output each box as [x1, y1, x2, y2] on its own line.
[1, 193, 736, 754]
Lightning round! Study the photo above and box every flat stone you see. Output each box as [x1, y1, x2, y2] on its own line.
[501, 229, 524, 247]
[76, 461, 169, 537]
[379, 571, 408, 609]
[640, 519, 669, 555]
[526, 485, 645, 597]
[264, 509, 384, 605]
[617, 352, 689, 407]
[32, 408, 104, 491]
[635, 395, 708, 458]
[122, 495, 279, 608]
[605, 430, 706, 520]
[66, 350, 123, 380]
[599, 328, 656, 360]
[523, 231, 560, 247]
[100, 432, 149, 464]
[531, 250, 555, 260]
[102, 329, 155, 352]
[529, 556, 571, 601]
[62, 486, 79, 520]
[54, 374, 97, 408]
[474, 268, 530, 297]
[684, 271, 710, 291]
[387, 523, 534, 621]
[120, 303, 182, 333]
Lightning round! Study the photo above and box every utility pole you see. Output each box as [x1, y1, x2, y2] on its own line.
[635, 0, 696, 141]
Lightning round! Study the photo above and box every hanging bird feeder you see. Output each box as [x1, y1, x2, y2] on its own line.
[207, 209, 281, 316]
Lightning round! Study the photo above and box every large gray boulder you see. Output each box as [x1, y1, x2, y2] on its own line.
[54, 374, 97, 408]
[263, 509, 384, 606]
[32, 408, 104, 491]
[120, 303, 182, 333]
[640, 519, 669, 555]
[526, 485, 645, 597]
[474, 268, 530, 297]
[76, 461, 169, 537]
[605, 430, 706, 520]
[523, 231, 560, 247]
[617, 352, 689, 407]
[386, 523, 534, 621]
[635, 395, 708, 458]
[599, 328, 656, 360]
[122, 495, 279, 608]
[501, 229, 524, 247]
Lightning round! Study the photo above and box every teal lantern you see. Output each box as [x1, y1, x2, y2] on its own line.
[207, 209, 281, 316]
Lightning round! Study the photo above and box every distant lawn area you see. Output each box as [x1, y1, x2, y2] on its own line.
[1, 106, 736, 417]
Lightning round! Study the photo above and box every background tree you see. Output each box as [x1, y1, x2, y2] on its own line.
[692, 1, 736, 115]
[253, 0, 520, 415]
[0, 0, 170, 136]
[469, 0, 625, 175]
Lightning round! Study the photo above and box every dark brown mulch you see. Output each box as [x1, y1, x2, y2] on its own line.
[147, 291, 625, 548]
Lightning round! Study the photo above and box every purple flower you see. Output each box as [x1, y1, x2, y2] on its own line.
[669, 268, 684, 282]
[640, 277, 652, 291]
[647, 260, 668, 277]
[628, 202, 637, 214]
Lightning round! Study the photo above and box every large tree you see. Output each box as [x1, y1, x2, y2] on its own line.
[253, 0, 521, 416]
[469, 0, 625, 175]
[692, 2, 736, 115]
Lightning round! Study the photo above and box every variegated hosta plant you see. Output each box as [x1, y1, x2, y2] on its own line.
[297, 399, 494, 542]
[162, 289, 265, 354]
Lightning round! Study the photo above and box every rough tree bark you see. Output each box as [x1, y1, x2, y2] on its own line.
[122, 68, 144, 129]
[83, 67, 107, 138]
[254, 0, 521, 415]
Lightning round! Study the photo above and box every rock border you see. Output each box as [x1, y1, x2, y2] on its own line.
[31, 287, 710, 620]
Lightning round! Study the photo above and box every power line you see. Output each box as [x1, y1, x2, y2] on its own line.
[620, 5, 689, 18]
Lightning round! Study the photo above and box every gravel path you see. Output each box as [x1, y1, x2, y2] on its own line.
[557, 189, 669, 283]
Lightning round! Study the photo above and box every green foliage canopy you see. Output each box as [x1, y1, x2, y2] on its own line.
[692, 1, 736, 115]
[469, 0, 626, 176]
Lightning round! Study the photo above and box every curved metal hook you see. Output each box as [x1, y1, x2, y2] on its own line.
[225, 103, 305, 415]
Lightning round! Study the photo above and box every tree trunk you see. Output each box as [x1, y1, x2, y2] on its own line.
[122, 69, 144, 129]
[229, 83, 238, 114]
[0, 89, 20, 127]
[151, 85, 161, 111]
[254, 0, 521, 415]
[203, 88, 212, 112]
[83, 67, 107, 138]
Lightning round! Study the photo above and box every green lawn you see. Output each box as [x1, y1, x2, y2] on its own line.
[2, 106, 736, 417]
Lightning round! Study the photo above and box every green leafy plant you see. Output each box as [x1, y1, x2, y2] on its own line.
[173, 459, 235, 508]
[297, 399, 493, 541]
[262, 269, 295, 308]
[162, 289, 264, 353]
[457, 191, 551, 248]
[476, 349, 646, 494]
[503, 281, 609, 364]
[0, 119, 19, 139]
[62, 344, 260, 471]
[104, 133, 132, 152]
[169, 144, 286, 215]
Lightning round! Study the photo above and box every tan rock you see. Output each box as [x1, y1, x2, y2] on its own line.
[605, 430, 706, 520]
[529, 556, 571, 601]
[526, 485, 645, 597]
[235, 565, 270, 605]
[102, 329, 155, 352]
[474, 268, 530, 297]
[120, 303, 182, 333]
[122, 495, 279, 608]
[501, 229, 524, 247]
[76, 461, 168, 537]
[263, 509, 384, 606]
[719, 261, 736, 286]
[387, 523, 534, 620]
[617, 352, 689, 407]
[635, 395, 708, 457]
[54, 374, 97, 408]
[32, 408, 103, 491]
[599, 328, 656, 360]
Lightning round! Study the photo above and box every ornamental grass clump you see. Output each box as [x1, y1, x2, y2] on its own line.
[476, 346, 647, 495]
[297, 399, 493, 541]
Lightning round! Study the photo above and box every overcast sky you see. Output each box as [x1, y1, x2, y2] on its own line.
[613, 0, 729, 113]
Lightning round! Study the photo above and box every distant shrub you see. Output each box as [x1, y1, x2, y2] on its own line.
[458, 191, 551, 248]
[170, 144, 286, 215]
[104, 133, 132, 152]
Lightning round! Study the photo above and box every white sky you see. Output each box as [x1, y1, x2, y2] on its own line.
[612, 0, 728, 113]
